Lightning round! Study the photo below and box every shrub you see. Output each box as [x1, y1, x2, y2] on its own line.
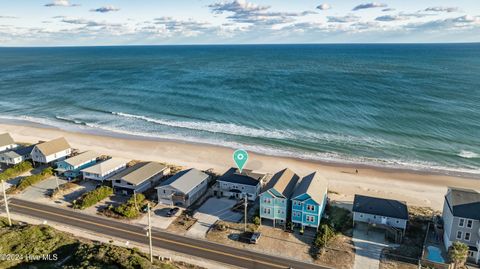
[112, 193, 145, 219]
[253, 216, 261, 226]
[0, 161, 33, 181]
[449, 241, 469, 268]
[74, 186, 113, 210]
[314, 224, 336, 248]
[13, 167, 53, 192]
[328, 206, 353, 233]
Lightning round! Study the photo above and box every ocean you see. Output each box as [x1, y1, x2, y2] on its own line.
[0, 44, 479, 176]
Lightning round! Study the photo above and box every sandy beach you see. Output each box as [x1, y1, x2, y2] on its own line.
[1, 122, 478, 210]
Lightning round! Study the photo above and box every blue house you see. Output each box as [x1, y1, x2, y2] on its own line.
[259, 168, 300, 228]
[291, 172, 328, 230]
[56, 151, 100, 179]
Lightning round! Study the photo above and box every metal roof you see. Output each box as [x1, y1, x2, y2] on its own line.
[157, 168, 209, 194]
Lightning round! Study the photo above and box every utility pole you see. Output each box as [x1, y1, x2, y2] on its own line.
[133, 190, 138, 211]
[55, 176, 60, 192]
[2, 180, 12, 227]
[244, 196, 248, 232]
[147, 202, 153, 263]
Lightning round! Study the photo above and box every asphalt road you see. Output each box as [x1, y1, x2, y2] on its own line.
[4, 198, 330, 269]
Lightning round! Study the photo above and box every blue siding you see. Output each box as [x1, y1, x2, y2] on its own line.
[290, 192, 327, 228]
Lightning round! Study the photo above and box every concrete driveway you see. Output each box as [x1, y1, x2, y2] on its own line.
[187, 197, 242, 239]
[138, 204, 180, 230]
[352, 223, 396, 269]
[17, 176, 68, 202]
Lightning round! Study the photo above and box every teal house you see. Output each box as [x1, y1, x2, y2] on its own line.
[291, 172, 328, 230]
[259, 168, 300, 228]
[56, 151, 99, 179]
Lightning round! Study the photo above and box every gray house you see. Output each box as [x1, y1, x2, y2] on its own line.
[0, 145, 34, 165]
[214, 168, 267, 201]
[111, 162, 170, 195]
[442, 187, 480, 264]
[352, 194, 408, 234]
[156, 168, 210, 207]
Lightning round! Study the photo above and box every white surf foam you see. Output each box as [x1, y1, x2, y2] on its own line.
[458, 150, 479, 159]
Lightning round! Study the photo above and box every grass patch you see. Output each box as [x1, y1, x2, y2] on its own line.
[73, 186, 113, 210]
[0, 161, 32, 181]
[110, 193, 146, 219]
[8, 167, 54, 194]
[0, 217, 202, 269]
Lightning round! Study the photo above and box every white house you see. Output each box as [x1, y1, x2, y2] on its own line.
[214, 168, 267, 201]
[30, 137, 72, 164]
[111, 162, 170, 195]
[81, 157, 130, 181]
[0, 144, 35, 165]
[156, 168, 210, 207]
[352, 194, 409, 234]
[0, 133, 17, 152]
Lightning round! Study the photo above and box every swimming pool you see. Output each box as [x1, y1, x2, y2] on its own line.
[427, 246, 445, 263]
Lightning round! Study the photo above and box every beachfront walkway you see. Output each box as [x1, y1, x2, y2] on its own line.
[352, 223, 392, 269]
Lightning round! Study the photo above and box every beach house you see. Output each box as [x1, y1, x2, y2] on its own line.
[352, 194, 408, 239]
[156, 168, 210, 207]
[214, 168, 267, 201]
[30, 137, 72, 164]
[81, 157, 129, 182]
[259, 168, 300, 228]
[290, 172, 328, 230]
[0, 133, 16, 152]
[55, 151, 100, 179]
[0, 145, 35, 165]
[111, 162, 170, 195]
[442, 187, 480, 264]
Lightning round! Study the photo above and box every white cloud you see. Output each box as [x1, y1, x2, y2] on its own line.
[327, 15, 360, 23]
[353, 2, 387, 11]
[317, 4, 331, 11]
[425, 7, 460, 13]
[44, 0, 79, 7]
[375, 15, 406, 22]
[90, 6, 120, 13]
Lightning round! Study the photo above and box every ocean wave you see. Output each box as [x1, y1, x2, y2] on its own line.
[55, 116, 87, 126]
[111, 112, 294, 140]
[458, 150, 479, 159]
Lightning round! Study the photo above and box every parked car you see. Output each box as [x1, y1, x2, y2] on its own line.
[238, 232, 262, 244]
[166, 207, 179, 217]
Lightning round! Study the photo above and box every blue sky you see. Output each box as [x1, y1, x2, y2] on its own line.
[1, 0, 479, 46]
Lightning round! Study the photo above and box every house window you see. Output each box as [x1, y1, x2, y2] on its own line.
[360, 214, 363, 218]
[456, 231, 463, 239]
[469, 251, 474, 257]
[307, 205, 315, 211]
[464, 232, 471, 241]
[264, 198, 271, 204]
[459, 218, 465, 227]
[263, 208, 271, 214]
[306, 216, 315, 222]
[396, 220, 399, 224]
[466, 219, 473, 228]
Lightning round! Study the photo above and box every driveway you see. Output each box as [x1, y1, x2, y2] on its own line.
[17, 176, 68, 202]
[352, 223, 395, 269]
[187, 197, 242, 239]
[138, 204, 180, 230]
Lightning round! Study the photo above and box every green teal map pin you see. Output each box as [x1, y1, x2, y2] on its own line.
[233, 149, 248, 172]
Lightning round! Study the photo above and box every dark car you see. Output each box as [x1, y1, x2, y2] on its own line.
[166, 207, 179, 217]
[238, 232, 262, 244]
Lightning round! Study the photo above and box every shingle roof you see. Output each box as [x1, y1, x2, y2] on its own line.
[35, 137, 71, 156]
[81, 157, 130, 175]
[353, 194, 409, 220]
[157, 168, 209, 194]
[445, 187, 480, 220]
[116, 162, 167, 185]
[63, 151, 99, 167]
[292, 172, 328, 204]
[264, 168, 300, 198]
[13, 144, 35, 156]
[0, 133, 15, 147]
[218, 167, 265, 186]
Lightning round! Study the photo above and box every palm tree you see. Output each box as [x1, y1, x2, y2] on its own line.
[448, 241, 469, 269]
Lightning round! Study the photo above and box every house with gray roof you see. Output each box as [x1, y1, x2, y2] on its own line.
[352, 194, 409, 234]
[111, 162, 170, 195]
[214, 167, 267, 201]
[55, 151, 100, 179]
[30, 137, 71, 164]
[0, 144, 35, 165]
[259, 168, 300, 228]
[156, 168, 210, 207]
[0, 133, 17, 152]
[442, 187, 480, 264]
[290, 172, 328, 230]
[81, 157, 130, 182]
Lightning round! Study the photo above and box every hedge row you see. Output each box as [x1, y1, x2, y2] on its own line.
[112, 193, 145, 219]
[0, 161, 33, 182]
[13, 167, 54, 192]
[74, 186, 113, 210]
